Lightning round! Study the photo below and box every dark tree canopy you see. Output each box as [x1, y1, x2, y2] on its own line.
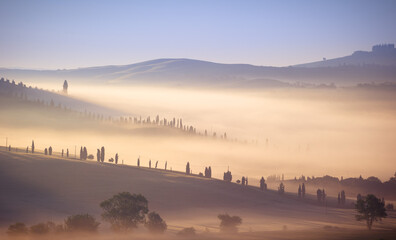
[30, 222, 52, 235]
[218, 214, 242, 233]
[355, 194, 387, 230]
[7, 222, 28, 236]
[64, 214, 100, 232]
[145, 212, 167, 234]
[100, 192, 149, 232]
[177, 227, 196, 237]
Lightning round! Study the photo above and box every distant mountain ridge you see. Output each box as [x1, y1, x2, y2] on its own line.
[295, 44, 396, 68]
[1, 44, 396, 87]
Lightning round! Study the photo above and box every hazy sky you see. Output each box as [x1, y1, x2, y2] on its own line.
[1, 0, 395, 69]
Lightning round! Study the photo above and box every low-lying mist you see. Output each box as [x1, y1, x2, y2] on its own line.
[2, 82, 396, 183]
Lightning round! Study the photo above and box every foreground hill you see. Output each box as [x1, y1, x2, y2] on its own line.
[1, 148, 395, 236]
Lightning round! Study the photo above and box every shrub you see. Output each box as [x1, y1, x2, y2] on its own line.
[218, 214, 242, 233]
[177, 227, 196, 237]
[7, 222, 28, 236]
[30, 222, 50, 234]
[64, 214, 100, 232]
[145, 212, 167, 234]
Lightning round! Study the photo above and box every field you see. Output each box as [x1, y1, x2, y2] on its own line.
[1, 148, 395, 239]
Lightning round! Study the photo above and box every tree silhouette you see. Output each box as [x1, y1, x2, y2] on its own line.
[165, 161, 167, 170]
[30, 222, 51, 235]
[137, 157, 140, 167]
[63, 80, 68, 95]
[145, 212, 167, 234]
[115, 153, 118, 164]
[317, 189, 322, 202]
[64, 214, 100, 232]
[260, 177, 267, 191]
[7, 222, 28, 236]
[186, 162, 190, 174]
[302, 183, 306, 198]
[341, 190, 346, 205]
[278, 182, 285, 194]
[97, 149, 100, 162]
[149, 159, 151, 168]
[155, 161, 158, 169]
[44, 148, 48, 155]
[298, 185, 302, 198]
[177, 227, 196, 237]
[241, 176, 245, 185]
[66, 148, 69, 158]
[100, 192, 149, 232]
[31, 140, 35, 153]
[218, 214, 242, 233]
[223, 169, 232, 182]
[355, 194, 387, 230]
[48, 146, 52, 155]
[101, 147, 105, 162]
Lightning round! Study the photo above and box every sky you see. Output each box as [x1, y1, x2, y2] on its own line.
[0, 0, 396, 69]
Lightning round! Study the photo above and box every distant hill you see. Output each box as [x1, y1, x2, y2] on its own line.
[0, 77, 121, 116]
[1, 44, 396, 87]
[295, 44, 396, 68]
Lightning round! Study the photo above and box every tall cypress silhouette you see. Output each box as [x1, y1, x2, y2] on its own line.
[302, 183, 306, 198]
[97, 149, 100, 162]
[31, 140, 35, 153]
[298, 185, 302, 198]
[186, 162, 190, 174]
[100, 146, 105, 162]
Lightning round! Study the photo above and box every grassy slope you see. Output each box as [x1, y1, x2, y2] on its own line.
[0, 148, 395, 235]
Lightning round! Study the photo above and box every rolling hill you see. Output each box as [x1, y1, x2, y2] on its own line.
[1, 45, 395, 87]
[1, 147, 396, 234]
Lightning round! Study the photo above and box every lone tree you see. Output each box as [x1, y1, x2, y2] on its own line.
[186, 162, 190, 174]
[218, 214, 242, 233]
[145, 212, 167, 234]
[355, 194, 387, 230]
[100, 192, 149, 232]
[63, 80, 68, 94]
[64, 214, 100, 232]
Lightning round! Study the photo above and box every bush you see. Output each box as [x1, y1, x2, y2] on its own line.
[30, 222, 50, 234]
[177, 227, 196, 237]
[64, 214, 100, 232]
[145, 212, 167, 234]
[7, 222, 28, 236]
[218, 214, 242, 233]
